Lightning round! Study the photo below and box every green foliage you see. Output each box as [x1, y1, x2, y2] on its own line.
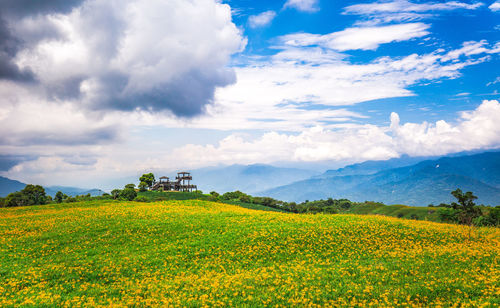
[138, 182, 148, 192]
[208, 191, 220, 202]
[450, 188, 482, 226]
[120, 188, 137, 201]
[124, 183, 136, 190]
[221, 191, 245, 200]
[136, 190, 212, 202]
[22, 184, 47, 205]
[4, 184, 47, 207]
[239, 194, 251, 203]
[55, 191, 64, 203]
[474, 206, 500, 226]
[134, 196, 148, 202]
[4, 192, 30, 207]
[111, 189, 121, 200]
[139, 173, 155, 188]
[438, 207, 458, 223]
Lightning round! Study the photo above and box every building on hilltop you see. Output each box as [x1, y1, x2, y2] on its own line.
[151, 172, 197, 192]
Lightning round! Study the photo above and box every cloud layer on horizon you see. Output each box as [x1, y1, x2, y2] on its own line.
[4, 100, 500, 187]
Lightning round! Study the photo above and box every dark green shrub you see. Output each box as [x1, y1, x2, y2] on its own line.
[120, 188, 137, 201]
[438, 207, 457, 223]
[134, 196, 148, 202]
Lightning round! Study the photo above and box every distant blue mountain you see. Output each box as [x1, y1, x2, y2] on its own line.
[0, 177, 105, 198]
[260, 151, 500, 206]
[191, 164, 319, 194]
[0, 176, 26, 197]
[315, 155, 433, 178]
[44, 186, 105, 198]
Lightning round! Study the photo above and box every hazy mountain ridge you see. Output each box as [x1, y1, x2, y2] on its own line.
[0, 177, 26, 197]
[192, 164, 319, 194]
[0, 177, 105, 198]
[316, 155, 433, 178]
[260, 151, 500, 206]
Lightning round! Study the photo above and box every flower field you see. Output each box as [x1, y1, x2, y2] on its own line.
[0, 200, 499, 307]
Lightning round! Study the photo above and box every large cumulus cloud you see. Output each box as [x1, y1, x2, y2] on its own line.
[0, 0, 85, 81]
[2, 0, 245, 116]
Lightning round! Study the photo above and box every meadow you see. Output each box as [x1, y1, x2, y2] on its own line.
[0, 200, 498, 307]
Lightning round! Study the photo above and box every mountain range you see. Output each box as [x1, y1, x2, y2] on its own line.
[259, 151, 500, 206]
[0, 177, 105, 198]
[191, 164, 319, 194]
[2, 151, 499, 206]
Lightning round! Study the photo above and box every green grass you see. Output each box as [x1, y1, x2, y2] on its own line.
[221, 200, 286, 212]
[136, 190, 211, 201]
[0, 200, 498, 306]
[342, 203, 442, 222]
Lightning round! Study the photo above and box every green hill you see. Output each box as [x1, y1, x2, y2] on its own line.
[0, 200, 498, 306]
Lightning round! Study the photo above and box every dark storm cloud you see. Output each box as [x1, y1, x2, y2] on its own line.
[0, 17, 35, 81]
[0, 0, 85, 82]
[0, 0, 85, 17]
[0, 0, 245, 118]
[0, 126, 119, 147]
[0, 154, 36, 171]
[94, 69, 236, 116]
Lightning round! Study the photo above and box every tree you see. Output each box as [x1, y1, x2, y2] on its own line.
[139, 173, 155, 188]
[450, 189, 482, 226]
[138, 182, 148, 192]
[239, 194, 251, 203]
[111, 189, 121, 200]
[125, 183, 136, 190]
[438, 207, 458, 223]
[450, 188, 483, 240]
[22, 184, 47, 205]
[55, 191, 64, 203]
[120, 188, 137, 201]
[5, 191, 30, 207]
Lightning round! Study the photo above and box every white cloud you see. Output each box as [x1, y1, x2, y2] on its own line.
[345, 0, 483, 14]
[490, 1, 500, 11]
[248, 10, 276, 28]
[157, 100, 500, 167]
[440, 40, 492, 61]
[391, 100, 500, 156]
[487, 76, 500, 86]
[344, 0, 484, 25]
[10, 0, 246, 116]
[205, 40, 499, 133]
[283, 0, 319, 12]
[279, 23, 430, 51]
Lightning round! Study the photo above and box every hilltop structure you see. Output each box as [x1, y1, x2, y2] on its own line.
[151, 172, 197, 192]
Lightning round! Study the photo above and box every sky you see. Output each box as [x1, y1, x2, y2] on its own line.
[0, 0, 499, 189]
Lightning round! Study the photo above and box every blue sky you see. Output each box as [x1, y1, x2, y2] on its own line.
[0, 0, 499, 188]
[231, 0, 499, 123]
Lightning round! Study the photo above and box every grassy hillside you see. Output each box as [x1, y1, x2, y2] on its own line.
[0, 200, 499, 306]
[343, 203, 442, 221]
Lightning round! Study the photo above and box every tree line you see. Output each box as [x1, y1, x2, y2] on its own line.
[209, 189, 499, 227]
[1, 182, 498, 227]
